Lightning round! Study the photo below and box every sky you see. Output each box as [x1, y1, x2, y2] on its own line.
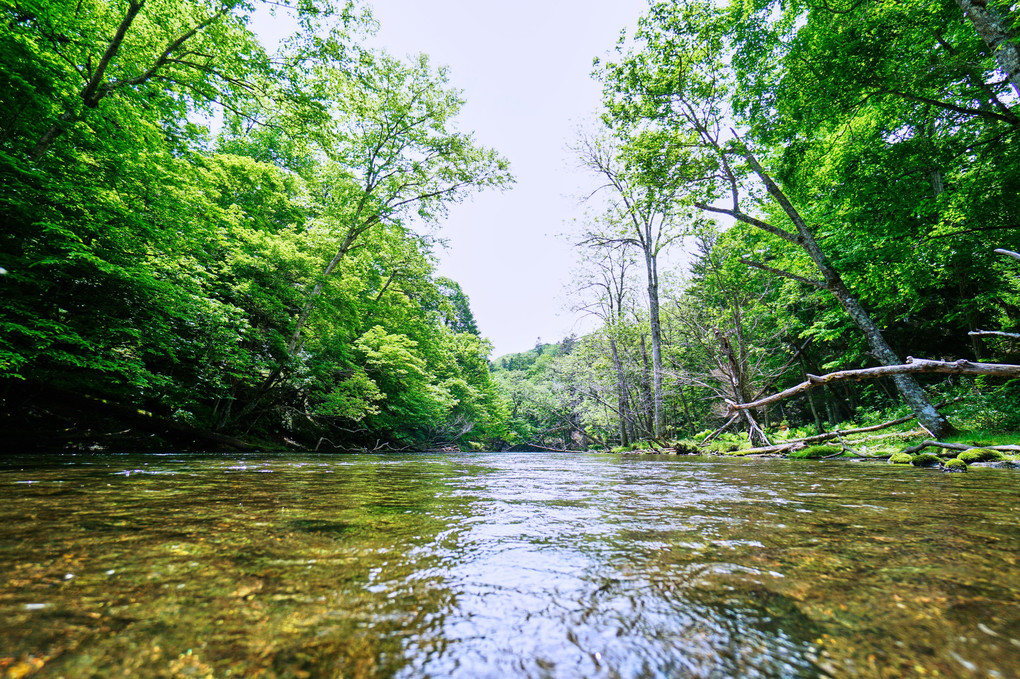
[365, 1, 652, 357]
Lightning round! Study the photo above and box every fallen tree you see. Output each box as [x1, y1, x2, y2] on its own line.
[725, 357, 1020, 417]
[724, 401, 962, 455]
[900, 441, 1020, 455]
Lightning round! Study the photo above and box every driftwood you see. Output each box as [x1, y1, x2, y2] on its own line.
[508, 442, 570, 452]
[726, 357, 1020, 415]
[900, 440, 1020, 455]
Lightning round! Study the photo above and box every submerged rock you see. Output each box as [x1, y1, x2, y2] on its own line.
[977, 459, 1020, 470]
[944, 458, 967, 473]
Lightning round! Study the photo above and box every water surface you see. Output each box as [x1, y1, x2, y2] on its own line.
[1, 453, 1018, 678]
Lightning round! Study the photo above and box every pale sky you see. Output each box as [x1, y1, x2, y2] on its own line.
[367, 1, 650, 357]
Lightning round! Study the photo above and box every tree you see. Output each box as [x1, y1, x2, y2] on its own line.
[434, 277, 480, 335]
[573, 129, 693, 439]
[286, 51, 512, 354]
[0, 1, 515, 451]
[665, 228, 794, 445]
[598, 0, 959, 438]
[571, 239, 640, 445]
[955, 0, 1020, 97]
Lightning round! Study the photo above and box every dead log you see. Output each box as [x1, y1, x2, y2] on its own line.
[726, 357, 1020, 415]
[504, 442, 571, 452]
[900, 440, 1020, 455]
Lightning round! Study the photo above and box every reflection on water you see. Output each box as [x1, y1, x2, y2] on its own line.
[1, 453, 1019, 678]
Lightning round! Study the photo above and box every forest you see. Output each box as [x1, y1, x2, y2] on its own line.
[1, 0, 1019, 457]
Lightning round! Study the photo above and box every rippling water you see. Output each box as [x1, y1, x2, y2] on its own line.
[1, 453, 1019, 678]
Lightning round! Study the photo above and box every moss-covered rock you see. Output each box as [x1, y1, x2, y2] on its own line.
[910, 453, 941, 468]
[944, 458, 967, 472]
[789, 445, 843, 459]
[888, 453, 913, 465]
[957, 448, 1005, 463]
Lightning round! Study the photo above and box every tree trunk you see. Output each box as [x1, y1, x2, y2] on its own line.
[827, 281, 955, 437]
[643, 249, 664, 439]
[738, 148, 956, 438]
[956, 0, 1020, 98]
[638, 333, 656, 438]
[677, 385, 693, 433]
[609, 336, 630, 446]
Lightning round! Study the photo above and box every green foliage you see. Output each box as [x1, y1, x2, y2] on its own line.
[0, 0, 512, 451]
[315, 370, 383, 421]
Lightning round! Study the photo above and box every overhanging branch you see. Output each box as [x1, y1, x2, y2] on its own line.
[969, 329, 1020, 339]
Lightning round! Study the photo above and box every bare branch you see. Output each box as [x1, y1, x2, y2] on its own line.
[886, 89, 1019, 125]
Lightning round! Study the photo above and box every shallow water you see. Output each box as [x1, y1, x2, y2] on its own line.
[1, 453, 1018, 678]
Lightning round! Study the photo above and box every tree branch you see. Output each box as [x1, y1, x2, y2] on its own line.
[693, 202, 802, 246]
[886, 89, 1019, 126]
[969, 330, 1020, 339]
[738, 257, 828, 289]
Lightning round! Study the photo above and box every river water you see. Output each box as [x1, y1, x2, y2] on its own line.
[1, 453, 1018, 678]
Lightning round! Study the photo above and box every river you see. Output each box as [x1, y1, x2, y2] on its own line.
[1, 453, 1018, 678]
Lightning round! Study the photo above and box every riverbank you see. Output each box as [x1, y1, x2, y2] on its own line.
[616, 430, 1020, 472]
